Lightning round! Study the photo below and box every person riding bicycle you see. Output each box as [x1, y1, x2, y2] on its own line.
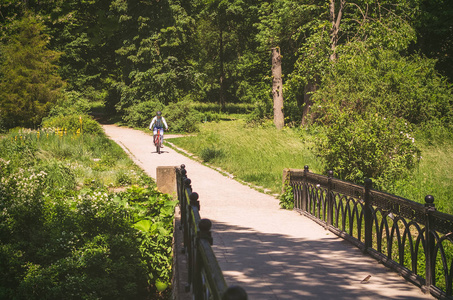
[149, 111, 168, 146]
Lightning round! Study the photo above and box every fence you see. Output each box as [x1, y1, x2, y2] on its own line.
[286, 166, 453, 299]
[176, 165, 248, 300]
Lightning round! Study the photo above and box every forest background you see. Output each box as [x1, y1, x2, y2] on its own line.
[1, 0, 453, 200]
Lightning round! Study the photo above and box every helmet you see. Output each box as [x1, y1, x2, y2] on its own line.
[156, 111, 162, 116]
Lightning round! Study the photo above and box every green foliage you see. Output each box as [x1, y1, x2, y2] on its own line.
[307, 41, 452, 187]
[46, 91, 92, 117]
[314, 45, 453, 125]
[114, 186, 177, 288]
[41, 114, 103, 135]
[0, 14, 65, 129]
[163, 99, 204, 133]
[279, 181, 294, 210]
[413, 0, 453, 81]
[315, 111, 421, 188]
[123, 99, 164, 128]
[0, 127, 174, 299]
[415, 120, 453, 146]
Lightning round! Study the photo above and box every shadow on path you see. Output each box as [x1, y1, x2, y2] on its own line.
[210, 221, 430, 300]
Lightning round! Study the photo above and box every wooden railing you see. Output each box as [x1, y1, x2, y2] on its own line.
[176, 165, 248, 300]
[286, 166, 453, 299]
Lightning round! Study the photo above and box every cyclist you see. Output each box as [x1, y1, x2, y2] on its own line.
[149, 111, 168, 146]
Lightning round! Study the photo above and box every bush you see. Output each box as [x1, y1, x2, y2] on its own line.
[41, 114, 103, 135]
[123, 99, 164, 128]
[279, 182, 294, 210]
[316, 111, 421, 188]
[415, 119, 453, 146]
[0, 164, 174, 299]
[163, 99, 203, 133]
[0, 128, 174, 299]
[47, 91, 91, 117]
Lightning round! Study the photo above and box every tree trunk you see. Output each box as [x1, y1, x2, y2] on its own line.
[330, 0, 346, 61]
[301, 81, 316, 126]
[272, 47, 284, 130]
[219, 27, 225, 111]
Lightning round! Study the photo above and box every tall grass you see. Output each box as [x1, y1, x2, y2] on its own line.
[2, 128, 151, 189]
[168, 120, 323, 194]
[169, 120, 453, 214]
[388, 142, 453, 214]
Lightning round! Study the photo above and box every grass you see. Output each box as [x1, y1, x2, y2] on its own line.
[2, 128, 151, 190]
[389, 142, 453, 214]
[168, 119, 323, 195]
[169, 119, 453, 215]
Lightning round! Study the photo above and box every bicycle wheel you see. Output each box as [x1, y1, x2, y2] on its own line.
[156, 135, 161, 154]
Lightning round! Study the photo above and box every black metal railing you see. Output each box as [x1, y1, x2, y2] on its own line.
[286, 166, 453, 299]
[176, 165, 248, 300]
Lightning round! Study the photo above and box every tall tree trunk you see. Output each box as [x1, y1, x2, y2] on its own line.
[330, 0, 346, 61]
[301, 81, 317, 126]
[219, 27, 225, 111]
[272, 47, 284, 130]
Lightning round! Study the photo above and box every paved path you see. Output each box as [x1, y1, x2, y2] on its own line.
[103, 125, 434, 300]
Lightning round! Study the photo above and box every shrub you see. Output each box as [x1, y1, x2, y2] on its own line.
[0, 128, 174, 299]
[316, 111, 421, 188]
[41, 114, 103, 135]
[47, 90, 91, 117]
[279, 181, 294, 210]
[163, 99, 203, 133]
[123, 99, 164, 128]
[415, 119, 453, 146]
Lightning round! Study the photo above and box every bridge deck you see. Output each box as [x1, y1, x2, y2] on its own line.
[103, 125, 434, 300]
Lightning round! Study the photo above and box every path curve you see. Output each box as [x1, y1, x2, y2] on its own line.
[103, 125, 433, 300]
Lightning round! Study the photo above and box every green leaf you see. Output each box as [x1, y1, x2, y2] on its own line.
[133, 220, 152, 232]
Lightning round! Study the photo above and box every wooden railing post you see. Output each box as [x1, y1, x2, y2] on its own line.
[424, 195, 436, 293]
[364, 178, 373, 253]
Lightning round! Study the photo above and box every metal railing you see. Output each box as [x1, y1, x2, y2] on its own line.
[176, 165, 248, 300]
[286, 166, 453, 299]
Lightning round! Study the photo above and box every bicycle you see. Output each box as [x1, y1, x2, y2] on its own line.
[153, 129, 163, 154]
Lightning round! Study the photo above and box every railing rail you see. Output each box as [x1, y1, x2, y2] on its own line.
[176, 165, 248, 300]
[286, 166, 453, 299]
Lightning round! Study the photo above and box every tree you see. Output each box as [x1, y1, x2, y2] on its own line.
[255, 0, 322, 125]
[412, 0, 453, 81]
[195, 0, 262, 108]
[271, 47, 284, 129]
[329, 0, 345, 61]
[0, 14, 65, 128]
